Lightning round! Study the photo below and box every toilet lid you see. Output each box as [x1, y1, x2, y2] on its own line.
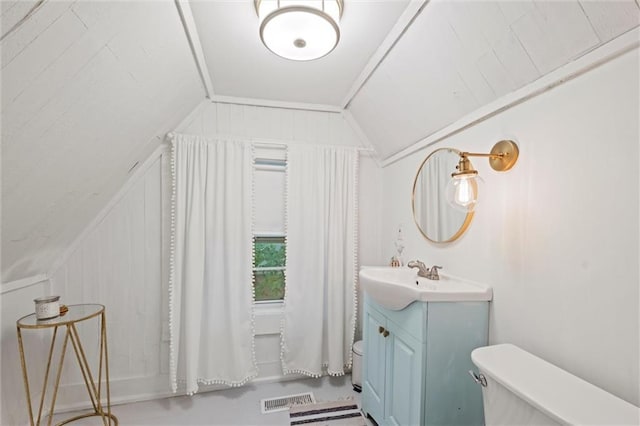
[352, 340, 363, 355]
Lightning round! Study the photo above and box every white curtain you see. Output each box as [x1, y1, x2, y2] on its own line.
[281, 145, 358, 377]
[169, 134, 257, 395]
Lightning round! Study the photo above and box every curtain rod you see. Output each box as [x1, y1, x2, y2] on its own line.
[253, 141, 373, 152]
[166, 133, 374, 153]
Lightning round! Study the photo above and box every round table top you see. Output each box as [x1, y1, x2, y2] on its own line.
[17, 304, 104, 329]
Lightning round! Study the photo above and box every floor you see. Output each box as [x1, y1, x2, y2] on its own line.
[53, 375, 374, 425]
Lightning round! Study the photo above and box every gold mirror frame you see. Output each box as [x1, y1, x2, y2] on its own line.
[412, 148, 474, 243]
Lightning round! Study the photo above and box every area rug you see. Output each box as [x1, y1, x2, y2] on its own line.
[289, 400, 366, 425]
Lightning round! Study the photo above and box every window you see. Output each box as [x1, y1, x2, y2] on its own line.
[253, 235, 285, 301]
[253, 150, 286, 303]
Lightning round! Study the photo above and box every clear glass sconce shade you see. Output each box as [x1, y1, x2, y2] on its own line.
[256, 0, 342, 61]
[445, 174, 484, 213]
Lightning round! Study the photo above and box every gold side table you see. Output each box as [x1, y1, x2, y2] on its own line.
[17, 304, 117, 426]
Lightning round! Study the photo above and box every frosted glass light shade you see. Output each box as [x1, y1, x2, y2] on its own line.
[256, 0, 342, 61]
[445, 175, 484, 213]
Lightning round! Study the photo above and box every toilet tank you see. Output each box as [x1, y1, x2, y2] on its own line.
[471, 344, 639, 426]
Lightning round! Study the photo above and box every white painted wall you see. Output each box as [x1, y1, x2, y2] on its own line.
[379, 48, 639, 405]
[7, 101, 382, 422]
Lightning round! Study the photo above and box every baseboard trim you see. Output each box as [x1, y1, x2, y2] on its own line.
[53, 372, 309, 414]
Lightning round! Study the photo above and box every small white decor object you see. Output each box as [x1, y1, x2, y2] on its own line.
[34, 296, 60, 320]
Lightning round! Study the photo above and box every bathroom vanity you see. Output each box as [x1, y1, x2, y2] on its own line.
[360, 267, 491, 426]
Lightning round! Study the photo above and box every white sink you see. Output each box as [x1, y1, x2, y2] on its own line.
[359, 266, 493, 310]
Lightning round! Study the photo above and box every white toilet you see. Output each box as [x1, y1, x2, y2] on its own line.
[471, 344, 639, 425]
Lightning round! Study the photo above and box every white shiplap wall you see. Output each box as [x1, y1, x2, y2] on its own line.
[44, 100, 381, 414]
[49, 152, 168, 409]
[179, 100, 365, 146]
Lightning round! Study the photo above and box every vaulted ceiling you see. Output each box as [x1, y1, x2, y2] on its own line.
[2, 0, 639, 282]
[1, 1, 203, 281]
[189, 0, 410, 105]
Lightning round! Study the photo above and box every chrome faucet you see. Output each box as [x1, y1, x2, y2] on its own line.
[408, 260, 443, 280]
[407, 260, 429, 278]
[426, 265, 442, 280]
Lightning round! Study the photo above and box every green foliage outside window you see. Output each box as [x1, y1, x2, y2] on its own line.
[255, 238, 285, 267]
[254, 270, 285, 301]
[254, 237, 285, 301]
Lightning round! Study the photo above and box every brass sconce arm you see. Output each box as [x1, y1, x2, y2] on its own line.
[460, 151, 503, 159]
[454, 140, 519, 176]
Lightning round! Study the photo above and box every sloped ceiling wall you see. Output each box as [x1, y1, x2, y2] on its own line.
[347, 0, 640, 160]
[1, 1, 204, 282]
[2, 0, 639, 282]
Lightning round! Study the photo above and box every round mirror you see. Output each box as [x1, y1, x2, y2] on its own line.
[412, 148, 474, 243]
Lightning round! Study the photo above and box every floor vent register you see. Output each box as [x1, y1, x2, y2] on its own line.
[260, 392, 316, 414]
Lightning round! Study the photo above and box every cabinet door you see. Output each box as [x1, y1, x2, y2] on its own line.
[362, 306, 387, 422]
[384, 321, 424, 426]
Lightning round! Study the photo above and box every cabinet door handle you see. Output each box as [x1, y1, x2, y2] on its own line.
[382, 330, 389, 338]
[378, 326, 385, 334]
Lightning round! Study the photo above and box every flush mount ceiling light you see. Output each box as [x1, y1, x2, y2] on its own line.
[445, 140, 519, 213]
[255, 0, 343, 61]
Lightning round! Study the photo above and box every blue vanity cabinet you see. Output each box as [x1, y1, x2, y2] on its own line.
[363, 297, 426, 425]
[362, 305, 388, 422]
[383, 318, 423, 426]
[362, 295, 488, 426]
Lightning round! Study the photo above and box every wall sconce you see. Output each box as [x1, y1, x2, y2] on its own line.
[445, 140, 519, 212]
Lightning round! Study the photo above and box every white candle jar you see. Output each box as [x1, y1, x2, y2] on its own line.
[34, 296, 61, 320]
